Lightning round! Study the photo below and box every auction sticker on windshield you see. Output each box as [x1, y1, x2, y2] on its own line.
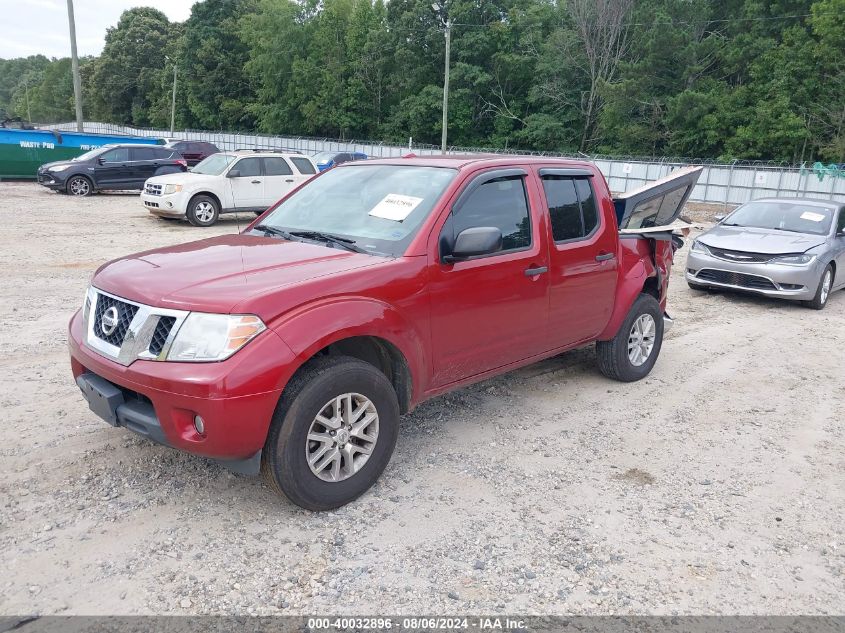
[800, 211, 826, 222]
[369, 194, 424, 221]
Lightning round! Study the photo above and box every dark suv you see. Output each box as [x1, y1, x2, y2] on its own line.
[164, 140, 220, 167]
[37, 144, 188, 196]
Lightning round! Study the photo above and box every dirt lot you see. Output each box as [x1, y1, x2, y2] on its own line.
[1, 182, 843, 616]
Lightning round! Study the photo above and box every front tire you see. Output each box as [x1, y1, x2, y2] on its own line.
[687, 280, 709, 291]
[805, 265, 833, 310]
[261, 356, 400, 510]
[186, 195, 220, 227]
[66, 175, 93, 197]
[596, 293, 664, 382]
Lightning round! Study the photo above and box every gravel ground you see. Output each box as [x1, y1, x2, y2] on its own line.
[0, 182, 843, 616]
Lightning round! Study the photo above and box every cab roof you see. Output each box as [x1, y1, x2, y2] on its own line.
[350, 154, 595, 171]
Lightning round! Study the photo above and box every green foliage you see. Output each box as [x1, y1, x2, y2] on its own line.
[1, 0, 843, 162]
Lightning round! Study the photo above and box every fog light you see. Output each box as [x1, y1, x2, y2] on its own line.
[166, 201, 173, 208]
[194, 415, 205, 435]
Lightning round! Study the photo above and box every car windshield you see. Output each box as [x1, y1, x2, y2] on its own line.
[725, 201, 835, 236]
[192, 153, 236, 175]
[73, 147, 107, 161]
[256, 164, 457, 257]
[312, 151, 336, 164]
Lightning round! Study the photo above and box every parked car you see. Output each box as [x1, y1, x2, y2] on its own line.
[687, 197, 845, 309]
[163, 139, 220, 167]
[312, 150, 368, 171]
[69, 156, 700, 509]
[37, 144, 187, 196]
[140, 150, 318, 226]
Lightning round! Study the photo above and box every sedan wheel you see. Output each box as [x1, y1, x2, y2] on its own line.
[806, 265, 834, 310]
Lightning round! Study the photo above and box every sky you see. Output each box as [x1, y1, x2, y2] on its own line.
[0, 0, 195, 59]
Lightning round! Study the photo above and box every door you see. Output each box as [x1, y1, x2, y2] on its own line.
[93, 147, 132, 189]
[226, 157, 264, 209]
[540, 171, 618, 345]
[834, 209, 845, 289]
[261, 156, 297, 206]
[428, 169, 550, 386]
[129, 146, 161, 186]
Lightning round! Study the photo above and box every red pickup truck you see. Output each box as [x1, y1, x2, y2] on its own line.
[69, 155, 700, 510]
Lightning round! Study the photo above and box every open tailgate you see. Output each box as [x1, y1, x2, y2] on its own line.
[614, 165, 702, 231]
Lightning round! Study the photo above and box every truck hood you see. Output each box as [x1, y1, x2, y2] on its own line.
[698, 225, 827, 254]
[146, 171, 218, 186]
[92, 234, 383, 314]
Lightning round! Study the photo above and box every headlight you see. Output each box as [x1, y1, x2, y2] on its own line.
[167, 313, 265, 362]
[770, 253, 816, 266]
[163, 184, 183, 195]
[50, 165, 70, 172]
[691, 240, 712, 255]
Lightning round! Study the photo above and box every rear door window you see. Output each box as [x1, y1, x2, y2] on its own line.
[290, 157, 316, 174]
[130, 147, 158, 161]
[542, 176, 599, 242]
[263, 157, 293, 176]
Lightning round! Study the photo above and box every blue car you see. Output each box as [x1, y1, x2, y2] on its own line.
[313, 150, 368, 171]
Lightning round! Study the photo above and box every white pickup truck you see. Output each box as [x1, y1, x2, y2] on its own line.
[141, 150, 318, 226]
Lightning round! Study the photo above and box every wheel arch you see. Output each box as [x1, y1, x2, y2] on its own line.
[188, 190, 222, 210]
[66, 172, 94, 193]
[268, 298, 427, 414]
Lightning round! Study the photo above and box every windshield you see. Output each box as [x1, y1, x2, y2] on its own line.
[192, 153, 236, 175]
[73, 147, 108, 162]
[312, 151, 336, 164]
[725, 201, 834, 236]
[256, 164, 457, 256]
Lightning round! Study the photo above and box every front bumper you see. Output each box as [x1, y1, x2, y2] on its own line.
[686, 250, 821, 301]
[141, 191, 189, 216]
[68, 309, 298, 471]
[37, 170, 68, 190]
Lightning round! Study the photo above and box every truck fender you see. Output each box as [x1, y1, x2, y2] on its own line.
[596, 257, 653, 341]
[267, 297, 429, 405]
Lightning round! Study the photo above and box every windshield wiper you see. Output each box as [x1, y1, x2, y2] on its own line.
[288, 231, 368, 254]
[771, 227, 805, 234]
[253, 224, 296, 240]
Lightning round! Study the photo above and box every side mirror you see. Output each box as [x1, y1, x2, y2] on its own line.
[97, 157, 106, 165]
[714, 214, 726, 222]
[444, 227, 503, 263]
[227, 169, 241, 178]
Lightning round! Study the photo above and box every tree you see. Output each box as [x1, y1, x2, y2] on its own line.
[88, 8, 172, 126]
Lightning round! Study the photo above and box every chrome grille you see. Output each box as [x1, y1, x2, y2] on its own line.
[84, 288, 188, 366]
[149, 316, 176, 356]
[144, 182, 163, 196]
[93, 293, 138, 347]
[707, 246, 773, 263]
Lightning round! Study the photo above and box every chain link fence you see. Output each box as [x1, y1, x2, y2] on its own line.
[44, 122, 845, 206]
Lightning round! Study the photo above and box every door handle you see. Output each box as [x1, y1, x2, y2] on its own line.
[524, 266, 548, 276]
[251, 179, 262, 184]
[595, 252, 615, 262]
[285, 179, 294, 183]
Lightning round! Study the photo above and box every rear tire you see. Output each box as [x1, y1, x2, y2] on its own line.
[596, 293, 664, 382]
[66, 175, 93, 197]
[186, 195, 220, 227]
[261, 356, 400, 510]
[805, 265, 833, 310]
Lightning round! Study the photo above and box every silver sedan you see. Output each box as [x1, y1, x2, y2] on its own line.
[686, 197, 845, 309]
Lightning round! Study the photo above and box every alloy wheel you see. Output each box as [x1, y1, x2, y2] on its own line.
[69, 178, 90, 196]
[821, 270, 832, 304]
[628, 314, 656, 367]
[194, 201, 215, 223]
[305, 393, 379, 482]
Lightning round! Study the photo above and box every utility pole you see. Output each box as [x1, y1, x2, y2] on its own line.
[440, 18, 450, 154]
[170, 63, 177, 135]
[432, 2, 450, 153]
[66, 0, 84, 132]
